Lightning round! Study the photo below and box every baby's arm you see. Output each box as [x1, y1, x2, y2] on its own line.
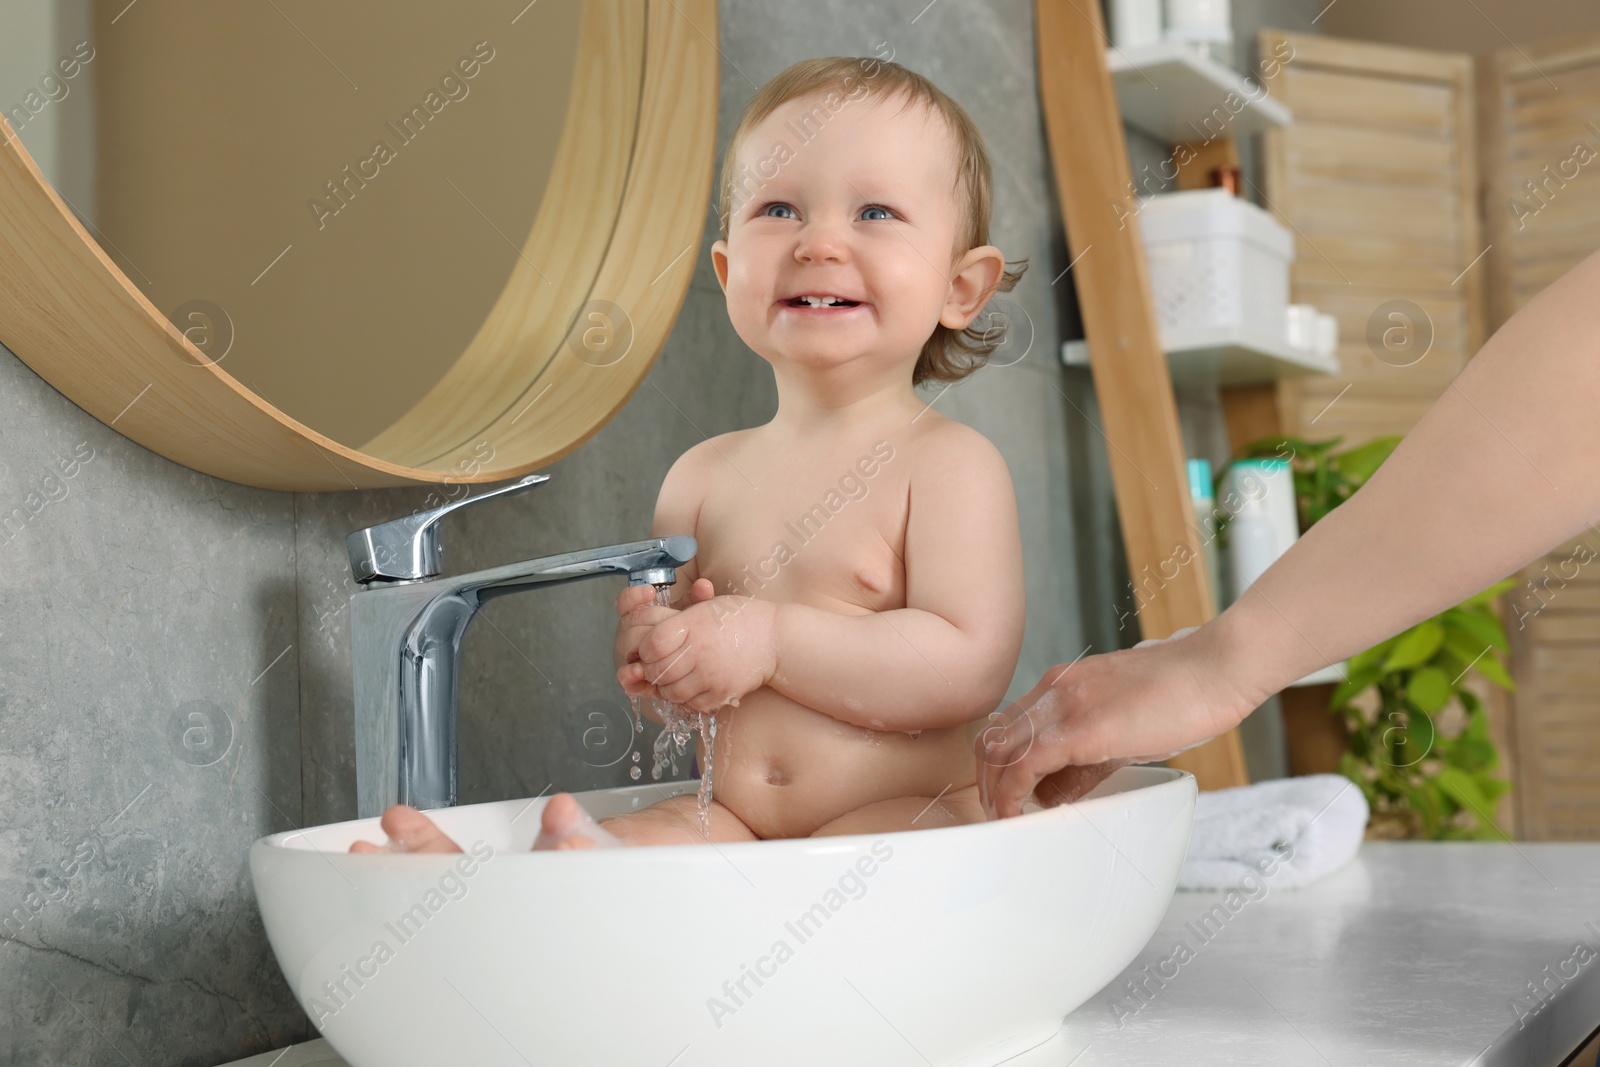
[765, 424, 1025, 731]
[612, 442, 712, 725]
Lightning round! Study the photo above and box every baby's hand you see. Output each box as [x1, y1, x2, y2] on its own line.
[628, 595, 778, 714]
[613, 578, 715, 700]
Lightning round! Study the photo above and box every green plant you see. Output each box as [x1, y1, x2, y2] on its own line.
[1329, 581, 1516, 839]
[1221, 434, 1516, 840]
[1216, 434, 1402, 539]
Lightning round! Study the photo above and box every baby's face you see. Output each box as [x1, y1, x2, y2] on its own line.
[711, 90, 1000, 382]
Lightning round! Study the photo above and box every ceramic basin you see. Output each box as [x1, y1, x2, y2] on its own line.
[250, 765, 1196, 1066]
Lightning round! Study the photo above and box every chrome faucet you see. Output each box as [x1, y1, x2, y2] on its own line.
[346, 474, 696, 818]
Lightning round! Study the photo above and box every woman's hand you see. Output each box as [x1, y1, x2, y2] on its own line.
[626, 594, 780, 714]
[974, 622, 1261, 818]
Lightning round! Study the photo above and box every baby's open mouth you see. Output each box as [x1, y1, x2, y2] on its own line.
[785, 295, 861, 308]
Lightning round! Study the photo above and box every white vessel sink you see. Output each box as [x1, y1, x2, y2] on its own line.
[250, 766, 1196, 1066]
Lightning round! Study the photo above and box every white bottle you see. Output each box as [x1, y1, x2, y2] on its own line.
[1164, 0, 1233, 66]
[1109, 0, 1163, 50]
[1223, 459, 1299, 601]
[1314, 312, 1340, 358]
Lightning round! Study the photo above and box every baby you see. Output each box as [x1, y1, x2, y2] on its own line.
[353, 55, 1029, 855]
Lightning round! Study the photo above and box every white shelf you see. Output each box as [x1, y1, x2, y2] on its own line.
[1060, 322, 1338, 387]
[1108, 42, 1291, 143]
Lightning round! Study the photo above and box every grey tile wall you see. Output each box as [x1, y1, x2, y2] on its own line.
[0, 1, 1324, 1063]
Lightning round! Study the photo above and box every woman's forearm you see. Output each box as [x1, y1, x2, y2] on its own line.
[1213, 248, 1600, 706]
[766, 602, 1013, 732]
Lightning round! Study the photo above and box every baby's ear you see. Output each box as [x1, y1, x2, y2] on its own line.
[710, 240, 731, 294]
[940, 245, 1006, 331]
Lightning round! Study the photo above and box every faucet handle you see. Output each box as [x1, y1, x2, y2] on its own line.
[346, 474, 550, 584]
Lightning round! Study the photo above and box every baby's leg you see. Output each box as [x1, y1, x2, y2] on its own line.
[350, 791, 760, 853]
[808, 783, 1044, 838]
[586, 792, 761, 847]
[808, 783, 987, 837]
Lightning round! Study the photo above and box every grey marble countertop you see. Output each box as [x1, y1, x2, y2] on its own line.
[219, 843, 1600, 1067]
[1049, 841, 1600, 1066]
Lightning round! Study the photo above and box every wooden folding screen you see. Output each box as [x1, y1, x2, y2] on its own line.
[1258, 30, 1486, 443]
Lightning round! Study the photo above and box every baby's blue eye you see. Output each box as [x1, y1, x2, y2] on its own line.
[756, 203, 897, 221]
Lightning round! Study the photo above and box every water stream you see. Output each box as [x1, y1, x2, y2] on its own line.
[630, 584, 718, 839]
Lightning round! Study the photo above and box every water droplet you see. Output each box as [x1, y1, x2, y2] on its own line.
[631, 750, 641, 763]
[629, 765, 642, 780]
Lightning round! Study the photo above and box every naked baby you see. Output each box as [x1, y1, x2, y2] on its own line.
[353, 54, 1033, 855]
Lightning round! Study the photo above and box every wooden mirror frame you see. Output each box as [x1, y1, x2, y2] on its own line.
[0, 0, 717, 491]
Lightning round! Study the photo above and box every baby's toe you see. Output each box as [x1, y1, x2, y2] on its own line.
[379, 804, 463, 853]
[534, 794, 623, 850]
[555, 834, 598, 850]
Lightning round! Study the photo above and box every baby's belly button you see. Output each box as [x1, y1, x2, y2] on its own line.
[756, 762, 791, 786]
[721, 755, 791, 788]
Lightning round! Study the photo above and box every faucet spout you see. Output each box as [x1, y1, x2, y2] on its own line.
[347, 483, 695, 817]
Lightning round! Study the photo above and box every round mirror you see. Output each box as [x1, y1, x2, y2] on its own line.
[0, 0, 715, 489]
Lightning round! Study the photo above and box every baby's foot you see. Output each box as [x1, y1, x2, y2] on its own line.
[533, 793, 625, 850]
[349, 804, 463, 853]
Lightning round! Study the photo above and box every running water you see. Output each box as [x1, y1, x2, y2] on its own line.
[637, 584, 720, 839]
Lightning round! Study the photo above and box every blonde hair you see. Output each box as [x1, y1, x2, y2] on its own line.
[717, 56, 1028, 387]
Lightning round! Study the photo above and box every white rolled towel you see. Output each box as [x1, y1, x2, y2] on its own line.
[1176, 773, 1369, 891]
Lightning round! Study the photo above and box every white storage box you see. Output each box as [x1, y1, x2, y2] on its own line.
[1138, 188, 1294, 342]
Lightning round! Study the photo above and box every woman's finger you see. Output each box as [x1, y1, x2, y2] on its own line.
[973, 672, 1057, 816]
[985, 659, 1136, 816]
[1031, 759, 1130, 807]
[974, 705, 1039, 818]
[985, 738, 1048, 819]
